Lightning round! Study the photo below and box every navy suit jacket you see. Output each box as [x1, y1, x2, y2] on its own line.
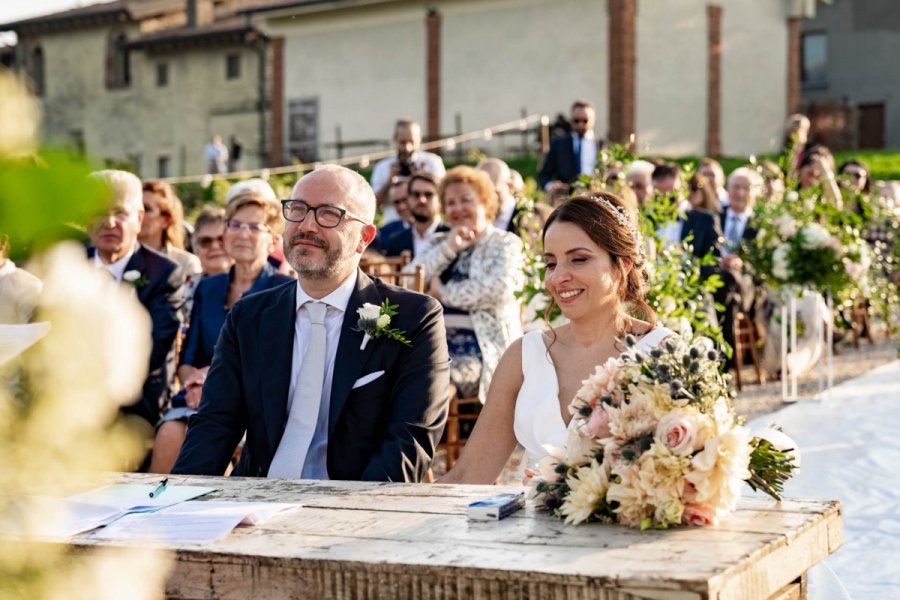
[538, 133, 601, 188]
[88, 244, 184, 427]
[369, 220, 409, 255]
[719, 207, 758, 246]
[680, 209, 723, 280]
[180, 263, 294, 370]
[383, 223, 450, 257]
[172, 269, 451, 482]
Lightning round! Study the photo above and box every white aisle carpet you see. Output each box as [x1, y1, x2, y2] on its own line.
[748, 360, 900, 600]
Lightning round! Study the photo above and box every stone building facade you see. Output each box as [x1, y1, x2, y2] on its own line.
[3, 0, 819, 176]
[2, 0, 273, 177]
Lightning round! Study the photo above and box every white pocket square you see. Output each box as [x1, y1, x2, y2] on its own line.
[352, 370, 385, 389]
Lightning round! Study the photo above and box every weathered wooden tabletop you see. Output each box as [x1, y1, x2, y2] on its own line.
[74, 473, 842, 600]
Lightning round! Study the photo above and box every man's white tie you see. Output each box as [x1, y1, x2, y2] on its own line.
[268, 301, 327, 478]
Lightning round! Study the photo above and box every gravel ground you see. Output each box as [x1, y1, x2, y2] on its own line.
[433, 330, 899, 483]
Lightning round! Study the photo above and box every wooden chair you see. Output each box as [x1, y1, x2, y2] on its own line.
[732, 312, 765, 391]
[850, 298, 875, 348]
[371, 264, 426, 293]
[441, 392, 482, 470]
[360, 250, 412, 276]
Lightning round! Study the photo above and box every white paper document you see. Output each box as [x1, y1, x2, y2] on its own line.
[91, 501, 300, 543]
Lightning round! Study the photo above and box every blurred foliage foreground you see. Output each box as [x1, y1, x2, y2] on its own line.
[0, 70, 172, 599]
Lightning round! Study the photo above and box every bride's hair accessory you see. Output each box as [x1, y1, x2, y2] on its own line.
[590, 194, 645, 258]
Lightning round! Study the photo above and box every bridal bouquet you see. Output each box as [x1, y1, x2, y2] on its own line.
[530, 334, 797, 529]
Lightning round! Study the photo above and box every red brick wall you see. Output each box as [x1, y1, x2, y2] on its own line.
[426, 8, 441, 140]
[608, 0, 636, 146]
[706, 4, 722, 157]
[270, 36, 284, 167]
[787, 17, 801, 115]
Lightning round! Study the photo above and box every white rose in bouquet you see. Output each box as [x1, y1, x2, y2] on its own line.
[799, 223, 830, 249]
[772, 243, 791, 280]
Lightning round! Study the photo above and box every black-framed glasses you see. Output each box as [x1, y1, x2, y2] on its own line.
[225, 219, 269, 234]
[281, 199, 370, 228]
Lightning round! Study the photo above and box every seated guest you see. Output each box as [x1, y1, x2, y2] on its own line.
[182, 206, 233, 322]
[758, 160, 786, 204]
[477, 158, 523, 234]
[370, 176, 413, 254]
[716, 167, 762, 368]
[384, 172, 448, 258]
[149, 182, 294, 473]
[226, 179, 291, 274]
[687, 174, 722, 216]
[87, 170, 184, 442]
[626, 159, 655, 207]
[838, 159, 873, 217]
[0, 234, 42, 324]
[410, 166, 524, 402]
[798, 146, 842, 209]
[651, 162, 681, 197]
[140, 180, 201, 282]
[698, 158, 729, 209]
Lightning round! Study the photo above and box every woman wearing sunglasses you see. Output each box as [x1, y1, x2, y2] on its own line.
[150, 179, 294, 473]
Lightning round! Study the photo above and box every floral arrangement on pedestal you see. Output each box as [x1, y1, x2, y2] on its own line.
[530, 333, 797, 529]
[743, 197, 871, 304]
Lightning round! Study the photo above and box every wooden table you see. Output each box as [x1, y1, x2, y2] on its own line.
[75, 473, 842, 600]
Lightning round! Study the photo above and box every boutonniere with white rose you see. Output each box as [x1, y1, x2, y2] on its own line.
[123, 270, 148, 288]
[356, 299, 412, 351]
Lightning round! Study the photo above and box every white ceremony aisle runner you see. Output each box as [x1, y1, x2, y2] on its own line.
[749, 360, 900, 600]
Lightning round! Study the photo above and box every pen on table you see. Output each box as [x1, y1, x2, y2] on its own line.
[149, 478, 168, 498]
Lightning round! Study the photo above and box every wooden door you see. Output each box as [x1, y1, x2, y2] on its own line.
[858, 103, 885, 149]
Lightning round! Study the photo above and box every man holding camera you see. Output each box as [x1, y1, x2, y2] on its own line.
[370, 118, 445, 224]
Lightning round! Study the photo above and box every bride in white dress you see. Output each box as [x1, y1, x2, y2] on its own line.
[439, 194, 674, 484]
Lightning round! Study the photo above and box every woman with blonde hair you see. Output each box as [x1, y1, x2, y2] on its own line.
[140, 180, 201, 279]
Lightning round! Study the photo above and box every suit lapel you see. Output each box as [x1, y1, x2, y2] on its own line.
[260, 280, 299, 453]
[329, 269, 382, 436]
[124, 246, 150, 304]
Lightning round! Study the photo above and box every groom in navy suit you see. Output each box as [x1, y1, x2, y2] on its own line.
[174, 165, 450, 481]
[538, 99, 602, 199]
[87, 170, 184, 431]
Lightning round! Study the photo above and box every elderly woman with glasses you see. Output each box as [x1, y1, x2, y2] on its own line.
[150, 179, 294, 474]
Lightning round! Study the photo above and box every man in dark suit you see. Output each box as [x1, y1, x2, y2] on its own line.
[174, 165, 450, 482]
[369, 176, 411, 255]
[715, 167, 762, 368]
[87, 170, 184, 431]
[384, 172, 448, 258]
[538, 99, 601, 201]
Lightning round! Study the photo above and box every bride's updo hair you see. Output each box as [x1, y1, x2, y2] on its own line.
[542, 192, 655, 336]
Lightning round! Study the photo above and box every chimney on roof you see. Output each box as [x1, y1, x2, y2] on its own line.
[187, 0, 214, 28]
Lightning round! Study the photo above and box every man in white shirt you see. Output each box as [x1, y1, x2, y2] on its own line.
[538, 99, 600, 200]
[715, 167, 762, 369]
[384, 172, 448, 258]
[204, 135, 229, 174]
[87, 170, 184, 433]
[370, 118, 446, 224]
[174, 165, 450, 481]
